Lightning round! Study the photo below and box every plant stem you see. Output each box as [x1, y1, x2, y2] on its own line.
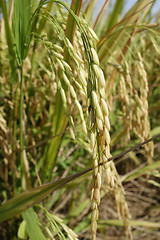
[19, 66, 24, 187]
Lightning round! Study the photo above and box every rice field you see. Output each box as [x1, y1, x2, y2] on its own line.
[0, 0, 160, 239]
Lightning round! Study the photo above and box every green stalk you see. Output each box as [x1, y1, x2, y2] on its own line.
[12, 86, 19, 195]
[19, 66, 24, 181]
[19, 65, 31, 189]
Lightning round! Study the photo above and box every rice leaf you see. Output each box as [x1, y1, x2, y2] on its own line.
[0, 167, 90, 223]
[12, 0, 32, 64]
[98, 0, 153, 62]
[99, 219, 160, 228]
[18, 220, 27, 239]
[23, 208, 47, 240]
[106, 0, 124, 31]
[122, 160, 160, 182]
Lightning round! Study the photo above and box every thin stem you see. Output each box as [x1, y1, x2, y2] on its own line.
[19, 66, 24, 184]
[12, 86, 19, 195]
[93, 0, 109, 30]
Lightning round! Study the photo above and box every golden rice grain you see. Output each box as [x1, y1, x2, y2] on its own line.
[69, 127, 75, 140]
[98, 68, 105, 88]
[88, 27, 99, 41]
[96, 117, 103, 131]
[104, 115, 110, 130]
[101, 98, 109, 116]
[91, 48, 99, 65]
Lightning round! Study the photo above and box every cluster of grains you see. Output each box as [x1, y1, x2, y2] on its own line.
[38, 16, 90, 141]
[88, 47, 132, 239]
[87, 47, 110, 240]
[61, 38, 88, 137]
[119, 62, 133, 143]
[109, 161, 132, 239]
[133, 52, 154, 164]
[102, 151, 132, 239]
[41, 20, 132, 239]
[43, 36, 88, 139]
[118, 55, 153, 164]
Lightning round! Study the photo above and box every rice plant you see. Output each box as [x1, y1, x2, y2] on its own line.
[0, 0, 160, 239]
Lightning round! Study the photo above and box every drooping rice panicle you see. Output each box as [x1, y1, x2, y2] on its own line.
[133, 52, 154, 164]
[87, 44, 132, 239]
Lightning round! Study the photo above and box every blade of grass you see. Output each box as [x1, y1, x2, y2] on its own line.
[0, 166, 91, 223]
[99, 219, 160, 228]
[84, 0, 97, 24]
[105, 0, 124, 32]
[122, 160, 160, 182]
[93, 0, 109, 31]
[23, 208, 47, 240]
[12, 0, 31, 64]
[98, 0, 153, 63]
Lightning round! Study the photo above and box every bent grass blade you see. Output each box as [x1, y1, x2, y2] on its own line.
[0, 167, 91, 223]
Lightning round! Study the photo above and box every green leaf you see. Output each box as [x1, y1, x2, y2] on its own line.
[12, 0, 32, 64]
[106, 0, 124, 31]
[84, 0, 96, 24]
[99, 219, 160, 228]
[98, 0, 153, 63]
[23, 208, 46, 240]
[18, 220, 28, 239]
[0, 167, 91, 223]
[122, 160, 160, 182]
